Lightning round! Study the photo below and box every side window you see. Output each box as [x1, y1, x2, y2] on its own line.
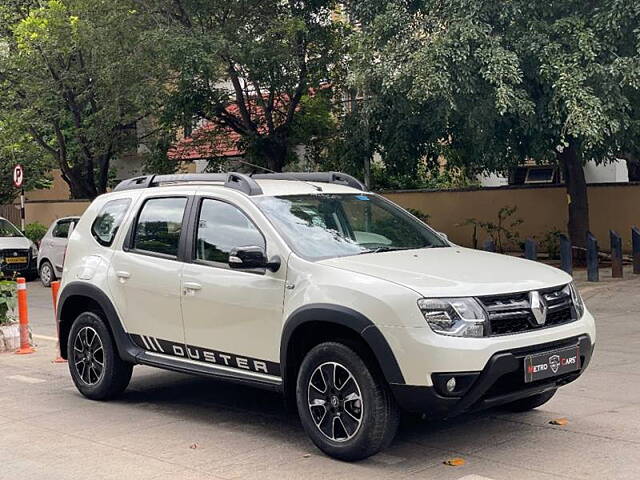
[91, 199, 132, 247]
[195, 199, 265, 265]
[52, 220, 71, 238]
[133, 197, 187, 257]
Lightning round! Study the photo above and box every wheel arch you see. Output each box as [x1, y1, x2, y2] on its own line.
[57, 281, 139, 363]
[38, 256, 52, 271]
[280, 304, 405, 407]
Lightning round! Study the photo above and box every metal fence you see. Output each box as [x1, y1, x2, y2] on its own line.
[0, 204, 20, 225]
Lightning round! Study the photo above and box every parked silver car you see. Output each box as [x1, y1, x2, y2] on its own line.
[38, 217, 79, 287]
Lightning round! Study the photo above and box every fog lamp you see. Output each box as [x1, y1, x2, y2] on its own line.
[446, 377, 456, 393]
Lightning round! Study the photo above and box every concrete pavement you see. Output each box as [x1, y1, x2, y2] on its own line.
[1, 272, 639, 479]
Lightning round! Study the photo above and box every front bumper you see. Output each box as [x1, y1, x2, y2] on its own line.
[1, 260, 37, 277]
[391, 334, 593, 416]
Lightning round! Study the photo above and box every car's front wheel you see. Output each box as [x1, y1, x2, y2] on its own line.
[296, 342, 399, 461]
[67, 312, 133, 400]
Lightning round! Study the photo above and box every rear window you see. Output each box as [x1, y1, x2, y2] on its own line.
[132, 197, 187, 257]
[91, 199, 132, 247]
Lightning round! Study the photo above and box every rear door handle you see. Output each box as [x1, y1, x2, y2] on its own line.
[183, 282, 202, 291]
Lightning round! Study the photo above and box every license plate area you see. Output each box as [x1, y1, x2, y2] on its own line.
[5, 257, 27, 264]
[524, 345, 581, 383]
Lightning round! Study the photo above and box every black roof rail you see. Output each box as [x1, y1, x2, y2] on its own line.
[251, 172, 366, 191]
[113, 173, 263, 195]
[112, 171, 365, 195]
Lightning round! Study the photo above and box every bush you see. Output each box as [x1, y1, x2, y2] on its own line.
[0, 280, 17, 326]
[24, 222, 48, 246]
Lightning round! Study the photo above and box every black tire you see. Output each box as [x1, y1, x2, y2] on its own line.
[39, 260, 55, 287]
[296, 342, 399, 461]
[503, 389, 557, 412]
[67, 311, 133, 400]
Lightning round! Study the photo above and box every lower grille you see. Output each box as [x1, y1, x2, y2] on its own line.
[479, 285, 577, 336]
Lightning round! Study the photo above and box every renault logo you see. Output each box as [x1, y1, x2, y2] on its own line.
[529, 291, 548, 325]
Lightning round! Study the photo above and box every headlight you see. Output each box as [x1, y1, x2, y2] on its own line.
[569, 282, 585, 318]
[418, 297, 487, 337]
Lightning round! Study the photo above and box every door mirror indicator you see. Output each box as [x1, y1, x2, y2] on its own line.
[228, 246, 281, 272]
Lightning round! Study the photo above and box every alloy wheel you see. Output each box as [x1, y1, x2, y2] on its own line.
[307, 362, 363, 442]
[73, 326, 105, 385]
[40, 264, 52, 285]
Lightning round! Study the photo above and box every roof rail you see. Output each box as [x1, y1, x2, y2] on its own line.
[112, 171, 365, 195]
[113, 173, 263, 195]
[251, 172, 366, 191]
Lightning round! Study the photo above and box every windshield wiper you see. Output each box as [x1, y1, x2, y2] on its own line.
[359, 246, 415, 254]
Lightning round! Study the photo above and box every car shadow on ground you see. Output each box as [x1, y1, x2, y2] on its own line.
[103, 367, 523, 464]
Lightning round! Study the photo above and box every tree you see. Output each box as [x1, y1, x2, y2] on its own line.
[0, 0, 167, 199]
[348, 0, 640, 248]
[140, 0, 346, 172]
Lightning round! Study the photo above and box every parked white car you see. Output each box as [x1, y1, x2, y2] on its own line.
[38, 216, 80, 287]
[56, 172, 596, 461]
[0, 216, 38, 280]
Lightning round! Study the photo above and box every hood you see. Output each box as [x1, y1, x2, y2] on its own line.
[0, 236, 33, 250]
[319, 246, 572, 297]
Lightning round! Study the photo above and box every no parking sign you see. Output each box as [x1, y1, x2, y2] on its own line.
[13, 164, 24, 188]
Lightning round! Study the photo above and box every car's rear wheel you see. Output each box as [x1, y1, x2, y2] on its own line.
[39, 260, 55, 287]
[503, 389, 557, 412]
[67, 312, 133, 400]
[296, 342, 399, 461]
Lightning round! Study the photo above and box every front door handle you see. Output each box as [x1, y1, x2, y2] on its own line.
[115, 271, 131, 279]
[183, 282, 202, 291]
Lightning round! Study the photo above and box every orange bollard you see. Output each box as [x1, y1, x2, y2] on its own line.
[15, 277, 35, 355]
[51, 281, 66, 363]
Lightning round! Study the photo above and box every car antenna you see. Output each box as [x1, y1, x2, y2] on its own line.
[235, 159, 323, 192]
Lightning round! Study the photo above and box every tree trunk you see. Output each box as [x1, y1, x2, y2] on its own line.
[62, 166, 99, 199]
[557, 139, 590, 250]
[260, 135, 288, 172]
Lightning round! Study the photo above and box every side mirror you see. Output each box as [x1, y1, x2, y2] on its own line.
[228, 246, 281, 272]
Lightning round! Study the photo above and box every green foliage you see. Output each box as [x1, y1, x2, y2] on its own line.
[0, 0, 168, 199]
[461, 206, 524, 253]
[537, 229, 564, 260]
[24, 222, 48, 245]
[0, 280, 17, 326]
[346, 0, 640, 242]
[141, 0, 347, 172]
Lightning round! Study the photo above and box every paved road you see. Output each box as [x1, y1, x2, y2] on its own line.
[2, 273, 639, 479]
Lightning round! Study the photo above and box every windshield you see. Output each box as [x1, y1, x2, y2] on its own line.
[253, 193, 447, 260]
[0, 219, 23, 238]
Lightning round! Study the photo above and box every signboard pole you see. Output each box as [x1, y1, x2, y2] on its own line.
[20, 187, 25, 232]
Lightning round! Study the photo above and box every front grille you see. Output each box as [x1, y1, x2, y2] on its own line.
[1, 249, 31, 271]
[479, 285, 576, 336]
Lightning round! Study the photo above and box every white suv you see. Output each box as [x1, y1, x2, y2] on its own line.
[57, 172, 595, 461]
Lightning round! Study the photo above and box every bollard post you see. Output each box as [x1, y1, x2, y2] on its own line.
[610, 230, 623, 278]
[524, 238, 537, 261]
[51, 281, 66, 363]
[483, 239, 496, 253]
[15, 277, 35, 355]
[559, 234, 573, 275]
[633, 226, 640, 275]
[586, 232, 599, 282]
